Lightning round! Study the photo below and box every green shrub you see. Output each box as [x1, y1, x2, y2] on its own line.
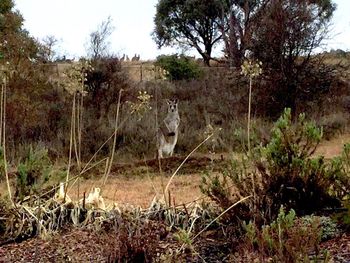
[301, 215, 339, 241]
[334, 143, 350, 199]
[331, 143, 350, 229]
[15, 146, 52, 201]
[155, 54, 202, 81]
[243, 207, 326, 262]
[201, 108, 342, 227]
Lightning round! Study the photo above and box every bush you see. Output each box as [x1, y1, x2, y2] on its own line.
[201, 108, 343, 228]
[301, 215, 340, 241]
[155, 54, 202, 81]
[15, 146, 52, 201]
[243, 207, 326, 262]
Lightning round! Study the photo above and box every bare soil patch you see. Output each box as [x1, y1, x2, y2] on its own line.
[314, 134, 350, 158]
[69, 173, 205, 208]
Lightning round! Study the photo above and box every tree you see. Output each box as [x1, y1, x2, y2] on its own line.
[221, 0, 270, 67]
[86, 16, 114, 60]
[250, 0, 336, 117]
[38, 35, 59, 62]
[153, 0, 229, 66]
[0, 0, 39, 69]
[0, 0, 65, 150]
[85, 57, 129, 120]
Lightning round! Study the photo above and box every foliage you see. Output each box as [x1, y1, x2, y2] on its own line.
[155, 54, 202, 81]
[60, 59, 91, 95]
[243, 207, 327, 262]
[329, 143, 350, 200]
[174, 228, 193, 250]
[252, 0, 336, 115]
[201, 108, 343, 228]
[241, 59, 263, 152]
[15, 146, 52, 201]
[85, 56, 129, 119]
[0, 0, 40, 69]
[240, 60, 263, 78]
[301, 215, 340, 241]
[331, 143, 350, 229]
[0, 0, 68, 159]
[127, 90, 152, 120]
[153, 0, 226, 66]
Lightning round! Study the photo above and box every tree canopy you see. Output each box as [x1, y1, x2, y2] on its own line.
[153, 0, 228, 66]
[0, 0, 40, 69]
[250, 0, 336, 116]
[86, 16, 114, 60]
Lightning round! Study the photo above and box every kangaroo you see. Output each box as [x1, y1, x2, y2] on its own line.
[157, 99, 180, 159]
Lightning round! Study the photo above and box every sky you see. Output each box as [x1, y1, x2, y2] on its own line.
[13, 0, 350, 60]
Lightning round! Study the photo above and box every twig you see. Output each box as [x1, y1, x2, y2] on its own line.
[164, 134, 213, 201]
[65, 92, 76, 201]
[191, 195, 252, 241]
[1, 74, 13, 206]
[103, 89, 123, 185]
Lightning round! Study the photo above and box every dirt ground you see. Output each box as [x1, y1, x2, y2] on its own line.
[65, 155, 225, 208]
[314, 134, 350, 159]
[68, 173, 205, 208]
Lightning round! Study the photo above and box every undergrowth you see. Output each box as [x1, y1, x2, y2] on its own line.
[14, 145, 52, 201]
[201, 108, 350, 260]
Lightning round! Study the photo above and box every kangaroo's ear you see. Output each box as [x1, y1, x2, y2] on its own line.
[174, 98, 178, 104]
[166, 99, 171, 104]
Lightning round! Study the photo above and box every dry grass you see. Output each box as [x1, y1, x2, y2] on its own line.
[68, 173, 204, 208]
[314, 133, 350, 159]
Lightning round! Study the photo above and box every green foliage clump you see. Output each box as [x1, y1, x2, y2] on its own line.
[155, 54, 202, 81]
[15, 146, 52, 201]
[331, 143, 350, 229]
[331, 143, 350, 199]
[201, 108, 343, 227]
[301, 215, 339, 241]
[243, 207, 326, 262]
[257, 108, 340, 216]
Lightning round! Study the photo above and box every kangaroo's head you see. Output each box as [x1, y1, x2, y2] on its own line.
[166, 99, 178, 113]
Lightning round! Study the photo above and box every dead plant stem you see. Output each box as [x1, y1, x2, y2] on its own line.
[103, 89, 123, 185]
[247, 76, 252, 153]
[191, 195, 252, 241]
[65, 93, 75, 200]
[163, 134, 213, 205]
[2, 75, 13, 206]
